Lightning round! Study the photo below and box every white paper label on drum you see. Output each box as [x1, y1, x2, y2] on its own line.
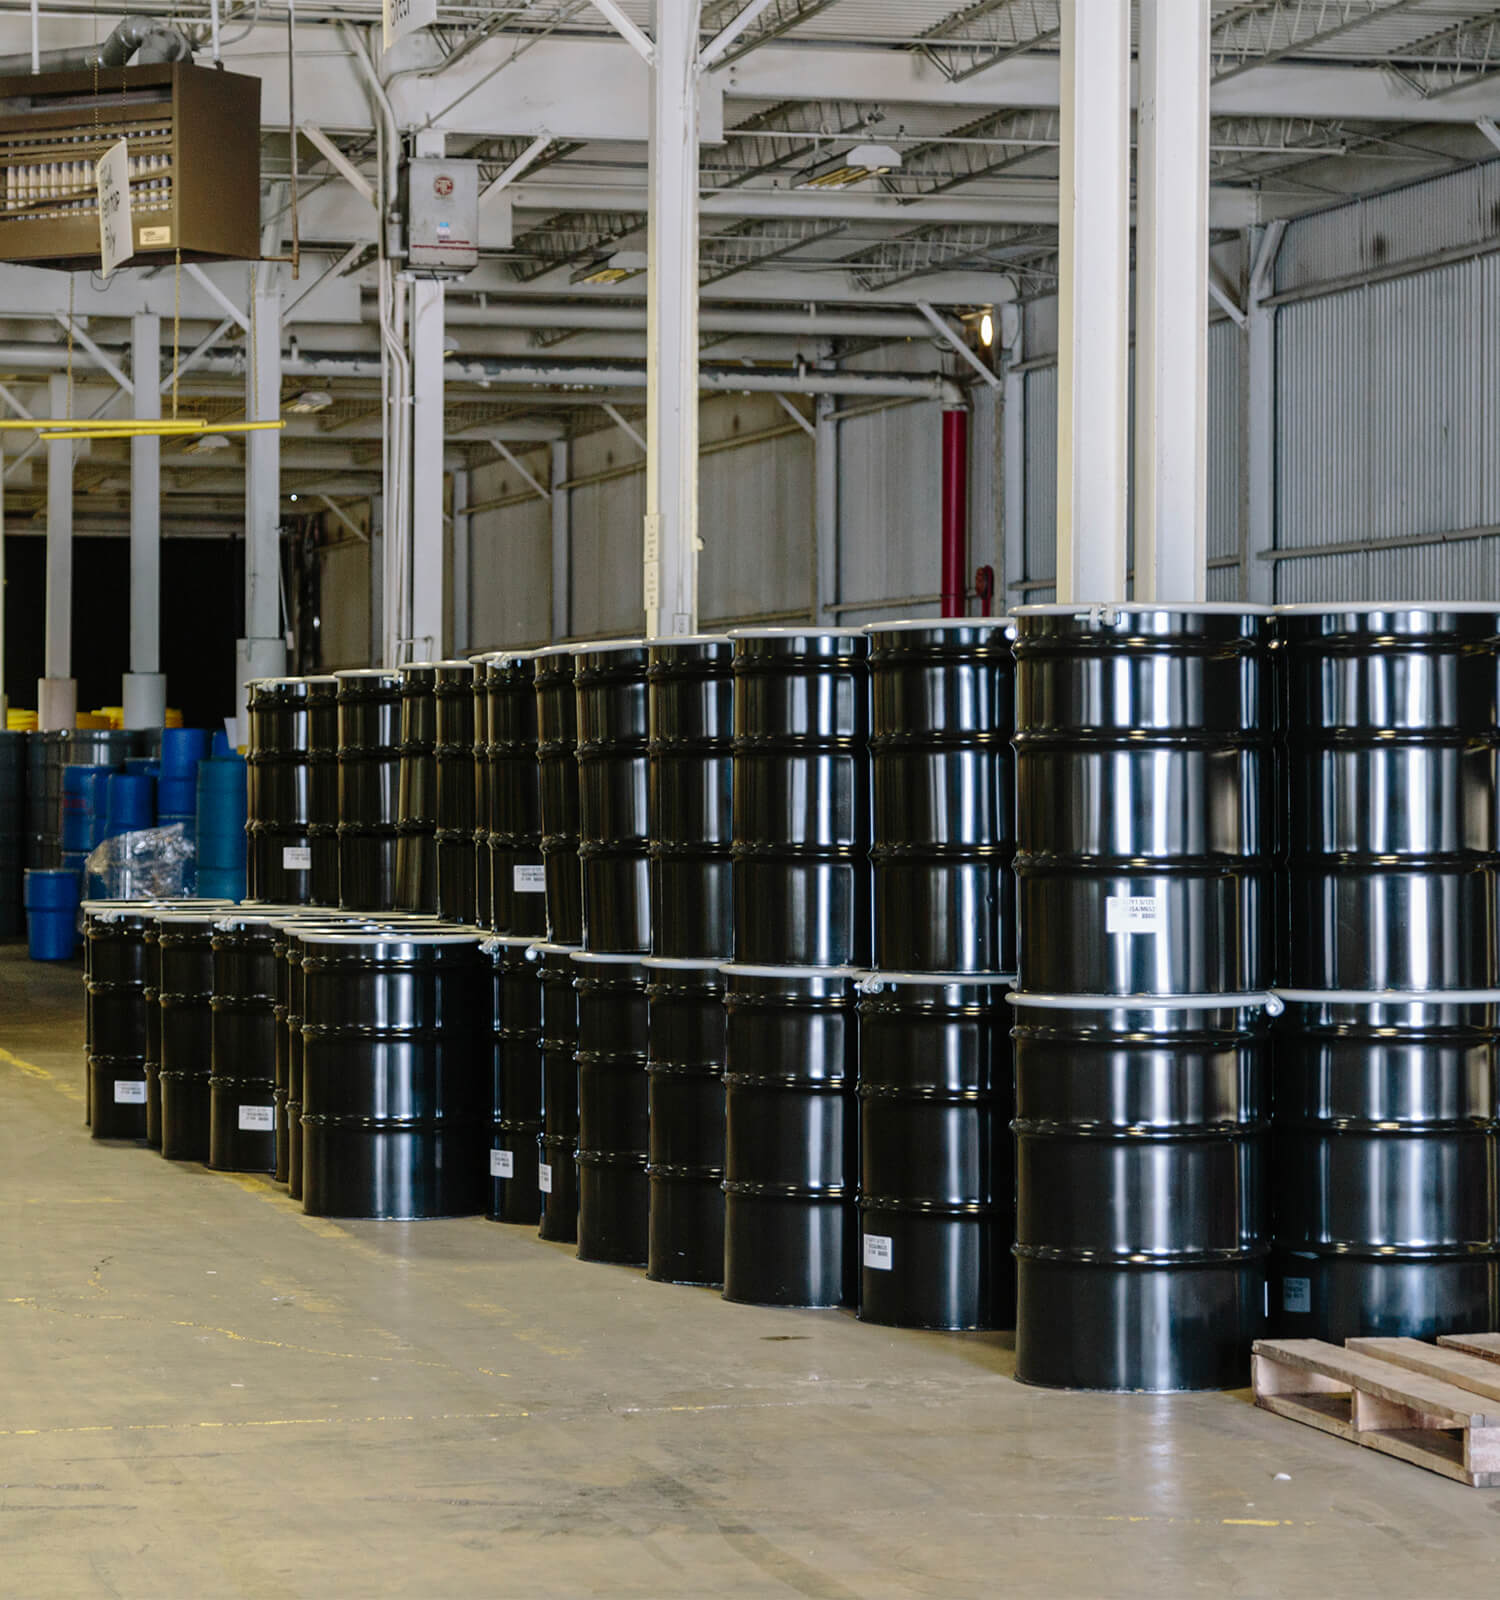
[514, 865, 546, 893]
[1105, 894, 1164, 934]
[283, 846, 312, 870]
[862, 1234, 893, 1271]
[114, 1080, 146, 1104]
[1282, 1276, 1312, 1314]
[490, 1149, 514, 1178]
[538, 1162, 553, 1193]
[239, 1105, 275, 1131]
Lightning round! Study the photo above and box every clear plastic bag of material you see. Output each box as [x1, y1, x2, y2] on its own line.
[85, 823, 195, 900]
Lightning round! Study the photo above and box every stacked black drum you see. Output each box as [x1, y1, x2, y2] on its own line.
[394, 662, 438, 915]
[571, 642, 651, 1265]
[1272, 605, 1500, 1341]
[245, 678, 313, 904]
[1011, 605, 1276, 1391]
[336, 669, 402, 911]
[434, 660, 478, 923]
[305, 677, 341, 906]
[859, 619, 1015, 1331]
[645, 636, 734, 1287]
[722, 628, 868, 1309]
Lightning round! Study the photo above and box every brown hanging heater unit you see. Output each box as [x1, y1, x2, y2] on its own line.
[0, 60, 261, 269]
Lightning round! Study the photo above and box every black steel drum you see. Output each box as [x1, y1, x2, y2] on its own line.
[573, 950, 650, 1264]
[535, 649, 583, 945]
[299, 928, 488, 1218]
[1010, 990, 1272, 1392]
[485, 935, 543, 1224]
[336, 669, 403, 911]
[722, 963, 858, 1307]
[271, 919, 296, 1181]
[1280, 604, 1500, 991]
[487, 651, 546, 937]
[305, 676, 342, 906]
[86, 906, 152, 1138]
[730, 629, 871, 969]
[209, 912, 284, 1172]
[644, 957, 727, 1286]
[394, 662, 438, 915]
[470, 654, 492, 935]
[435, 660, 478, 924]
[855, 971, 1014, 1330]
[866, 619, 1015, 975]
[1012, 605, 1274, 997]
[143, 918, 162, 1146]
[575, 641, 651, 954]
[648, 636, 734, 961]
[246, 677, 313, 905]
[157, 910, 219, 1161]
[1270, 989, 1500, 1341]
[536, 940, 582, 1242]
[0, 729, 24, 938]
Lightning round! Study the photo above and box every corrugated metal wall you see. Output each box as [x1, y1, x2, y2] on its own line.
[1016, 319, 1243, 598]
[1012, 160, 1500, 605]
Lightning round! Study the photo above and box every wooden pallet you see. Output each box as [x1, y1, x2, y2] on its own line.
[1252, 1337, 1500, 1487]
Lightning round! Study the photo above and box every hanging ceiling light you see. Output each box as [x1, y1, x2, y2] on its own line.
[797, 143, 903, 190]
[183, 432, 232, 455]
[285, 389, 334, 414]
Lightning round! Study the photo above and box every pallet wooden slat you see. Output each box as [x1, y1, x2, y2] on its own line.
[1252, 1337, 1500, 1488]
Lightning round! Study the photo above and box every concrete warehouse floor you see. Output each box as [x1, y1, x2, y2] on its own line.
[3, 945, 1500, 1600]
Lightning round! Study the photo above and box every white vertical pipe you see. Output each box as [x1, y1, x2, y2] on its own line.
[1246, 227, 1281, 606]
[550, 438, 570, 641]
[451, 467, 470, 654]
[814, 391, 837, 620]
[1001, 314, 1025, 607]
[239, 272, 285, 740]
[130, 314, 161, 672]
[1055, 0, 1130, 604]
[1134, 0, 1209, 603]
[644, 0, 701, 638]
[409, 276, 446, 660]
[125, 312, 166, 728]
[44, 372, 71, 680]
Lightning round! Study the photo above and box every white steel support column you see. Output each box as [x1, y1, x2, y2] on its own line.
[39, 373, 76, 730]
[1001, 309, 1025, 605]
[644, 0, 702, 638]
[239, 270, 286, 739]
[125, 312, 167, 728]
[451, 468, 470, 654]
[550, 439, 570, 641]
[409, 276, 446, 660]
[1055, 0, 1130, 604]
[1246, 222, 1285, 605]
[1134, 0, 1209, 603]
[814, 392, 838, 620]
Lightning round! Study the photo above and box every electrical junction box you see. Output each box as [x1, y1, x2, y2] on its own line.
[404, 157, 479, 277]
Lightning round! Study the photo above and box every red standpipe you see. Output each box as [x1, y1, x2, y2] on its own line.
[940, 407, 968, 617]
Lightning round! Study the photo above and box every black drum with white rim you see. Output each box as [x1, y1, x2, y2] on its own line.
[865, 619, 1015, 975]
[298, 927, 488, 1219]
[855, 970, 1014, 1330]
[535, 940, 582, 1242]
[485, 935, 543, 1225]
[722, 963, 858, 1308]
[534, 649, 583, 946]
[157, 909, 221, 1161]
[1010, 990, 1274, 1392]
[644, 957, 727, 1286]
[573, 949, 651, 1265]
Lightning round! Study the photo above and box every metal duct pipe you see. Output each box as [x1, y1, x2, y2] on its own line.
[0, 15, 192, 73]
[431, 302, 941, 340]
[0, 342, 961, 401]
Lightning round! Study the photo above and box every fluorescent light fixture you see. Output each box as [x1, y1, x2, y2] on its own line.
[285, 390, 333, 414]
[572, 250, 648, 286]
[798, 143, 903, 190]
